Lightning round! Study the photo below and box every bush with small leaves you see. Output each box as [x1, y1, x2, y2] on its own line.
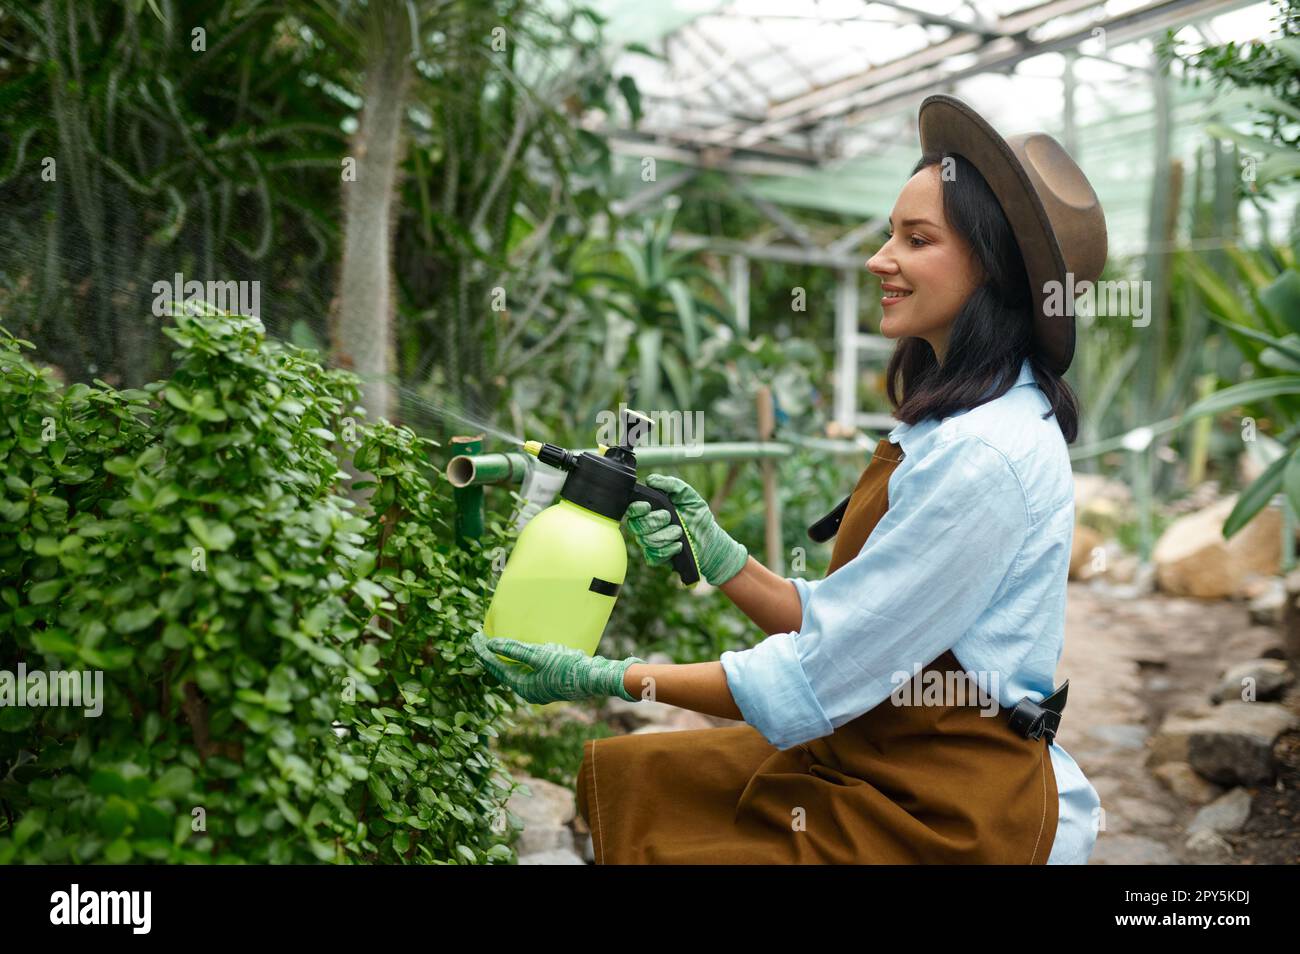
[0, 307, 520, 863]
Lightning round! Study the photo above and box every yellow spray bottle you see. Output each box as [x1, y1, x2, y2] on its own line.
[482, 409, 701, 658]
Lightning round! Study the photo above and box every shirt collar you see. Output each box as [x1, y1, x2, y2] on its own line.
[886, 357, 1036, 454]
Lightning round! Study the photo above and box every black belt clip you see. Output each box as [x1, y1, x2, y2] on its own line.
[1008, 680, 1068, 744]
[807, 494, 851, 543]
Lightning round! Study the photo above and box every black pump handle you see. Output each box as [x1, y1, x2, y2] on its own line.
[629, 483, 701, 587]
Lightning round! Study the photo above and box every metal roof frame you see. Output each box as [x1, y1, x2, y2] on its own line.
[595, 0, 1263, 172]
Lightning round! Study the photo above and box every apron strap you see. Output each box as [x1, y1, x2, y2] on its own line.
[1007, 680, 1068, 744]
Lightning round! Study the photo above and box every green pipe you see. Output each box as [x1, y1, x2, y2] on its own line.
[445, 437, 878, 489]
[450, 435, 485, 543]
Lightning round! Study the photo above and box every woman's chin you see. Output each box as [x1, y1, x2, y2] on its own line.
[879, 315, 906, 338]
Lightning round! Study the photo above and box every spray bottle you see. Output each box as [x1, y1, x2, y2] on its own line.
[482, 409, 701, 657]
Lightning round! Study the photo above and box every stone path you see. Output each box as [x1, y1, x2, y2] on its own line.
[1061, 581, 1299, 864]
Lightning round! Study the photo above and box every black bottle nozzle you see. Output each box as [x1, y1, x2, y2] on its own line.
[524, 440, 577, 471]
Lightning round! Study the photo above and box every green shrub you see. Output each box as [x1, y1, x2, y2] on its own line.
[0, 307, 520, 863]
[494, 704, 617, 792]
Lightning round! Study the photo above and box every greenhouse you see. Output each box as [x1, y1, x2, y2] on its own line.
[0, 0, 1298, 908]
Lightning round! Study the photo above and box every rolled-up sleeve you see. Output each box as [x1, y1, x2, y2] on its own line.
[786, 576, 821, 631]
[720, 434, 1029, 750]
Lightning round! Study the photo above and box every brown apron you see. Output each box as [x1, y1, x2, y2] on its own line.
[575, 437, 1059, 864]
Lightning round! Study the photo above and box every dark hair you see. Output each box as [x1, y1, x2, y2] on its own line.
[883, 151, 1079, 443]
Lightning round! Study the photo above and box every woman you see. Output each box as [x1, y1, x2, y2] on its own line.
[472, 94, 1107, 864]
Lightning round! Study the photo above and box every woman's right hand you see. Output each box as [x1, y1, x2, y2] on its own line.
[624, 474, 748, 586]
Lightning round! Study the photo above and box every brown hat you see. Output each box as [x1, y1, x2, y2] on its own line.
[917, 94, 1107, 375]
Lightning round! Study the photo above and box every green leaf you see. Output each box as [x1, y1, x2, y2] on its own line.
[103, 456, 136, 477]
[152, 766, 194, 799]
[173, 423, 202, 446]
[1182, 375, 1300, 421]
[27, 578, 63, 604]
[114, 605, 160, 633]
[1223, 449, 1288, 539]
[97, 797, 134, 839]
[369, 777, 393, 809]
[30, 629, 76, 656]
[1260, 270, 1300, 334]
[102, 838, 133, 863]
[186, 516, 236, 551]
[163, 387, 193, 411]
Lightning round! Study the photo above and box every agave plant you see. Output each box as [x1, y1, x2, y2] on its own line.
[575, 201, 737, 412]
[1179, 231, 1300, 537]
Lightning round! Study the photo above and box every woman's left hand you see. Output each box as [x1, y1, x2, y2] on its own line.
[470, 632, 644, 705]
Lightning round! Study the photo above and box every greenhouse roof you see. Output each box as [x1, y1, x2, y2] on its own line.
[586, 0, 1299, 258]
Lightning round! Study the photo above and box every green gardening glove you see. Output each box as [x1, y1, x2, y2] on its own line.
[624, 473, 748, 586]
[470, 631, 644, 704]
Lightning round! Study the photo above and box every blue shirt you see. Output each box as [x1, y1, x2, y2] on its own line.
[720, 356, 1100, 864]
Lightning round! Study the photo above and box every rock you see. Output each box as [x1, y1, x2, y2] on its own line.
[507, 775, 577, 855]
[1086, 723, 1148, 752]
[517, 848, 587, 865]
[1148, 707, 1219, 767]
[1070, 524, 1105, 580]
[508, 776, 576, 826]
[1163, 480, 1221, 516]
[1182, 702, 1299, 785]
[1075, 473, 1134, 514]
[516, 826, 573, 854]
[577, 831, 594, 863]
[1088, 560, 1156, 600]
[1240, 574, 1276, 600]
[1248, 578, 1287, 625]
[1105, 552, 1141, 585]
[1153, 494, 1281, 599]
[1089, 833, 1177, 865]
[1283, 570, 1300, 664]
[1086, 775, 1126, 803]
[1074, 539, 1133, 583]
[1081, 497, 1129, 538]
[1152, 762, 1225, 805]
[1185, 829, 1234, 863]
[1222, 626, 1288, 661]
[1110, 795, 1175, 829]
[1186, 786, 1253, 835]
[602, 695, 679, 727]
[1210, 658, 1295, 704]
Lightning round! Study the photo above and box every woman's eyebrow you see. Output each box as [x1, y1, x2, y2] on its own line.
[888, 216, 940, 228]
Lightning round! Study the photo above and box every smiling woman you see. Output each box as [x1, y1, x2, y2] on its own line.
[479, 93, 1111, 866]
